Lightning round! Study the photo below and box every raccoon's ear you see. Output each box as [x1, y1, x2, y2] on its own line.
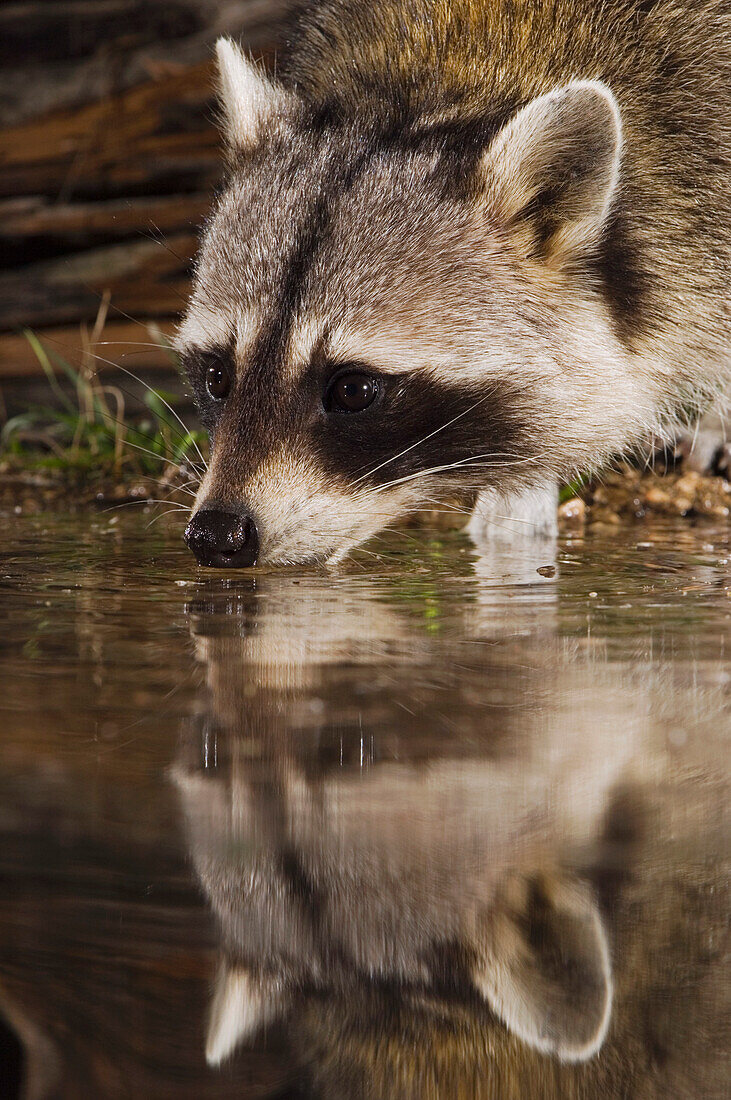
[482, 80, 622, 265]
[206, 963, 287, 1066]
[215, 37, 291, 151]
[470, 872, 613, 1062]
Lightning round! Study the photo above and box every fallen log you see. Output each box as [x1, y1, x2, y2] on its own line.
[0, 1, 293, 127]
[0, 1, 293, 399]
[0, 233, 197, 330]
[0, 321, 180, 382]
[0, 63, 220, 203]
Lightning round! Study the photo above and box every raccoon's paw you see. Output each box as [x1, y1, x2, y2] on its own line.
[468, 482, 558, 544]
[677, 411, 730, 474]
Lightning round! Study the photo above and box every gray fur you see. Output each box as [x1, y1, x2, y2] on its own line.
[179, 1, 730, 564]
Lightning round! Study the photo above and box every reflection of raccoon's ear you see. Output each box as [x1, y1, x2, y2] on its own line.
[215, 38, 292, 151]
[471, 873, 612, 1062]
[482, 80, 622, 265]
[206, 964, 286, 1066]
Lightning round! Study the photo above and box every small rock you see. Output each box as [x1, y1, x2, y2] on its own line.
[671, 496, 694, 516]
[695, 494, 730, 518]
[674, 472, 701, 497]
[558, 497, 586, 526]
[591, 509, 621, 526]
[644, 486, 671, 509]
[590, 522, 622, 535]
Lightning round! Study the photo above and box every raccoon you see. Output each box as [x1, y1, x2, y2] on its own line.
[174, 597, 730, 1097]
[179, 0, 731, 567]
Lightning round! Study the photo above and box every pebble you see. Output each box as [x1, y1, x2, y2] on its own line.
[671, 496, 694, 515]
[674, 472, 701, 497]
[557, 497, 586, 526]
[644, 486, 671, 509]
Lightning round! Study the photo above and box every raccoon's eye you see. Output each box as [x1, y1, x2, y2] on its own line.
[327, 371, 379, 413]
[206, 362, 231, 401]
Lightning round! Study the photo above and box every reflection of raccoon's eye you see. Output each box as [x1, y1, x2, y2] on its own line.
[206, 362, 231, 401]
[327, 371, 379, 413]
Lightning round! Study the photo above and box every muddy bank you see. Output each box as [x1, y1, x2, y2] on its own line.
[408, 463, 731, 532]
[2, 456, 729, 536]
[558, 464, 730, 530]
[0, 458, 198, 515]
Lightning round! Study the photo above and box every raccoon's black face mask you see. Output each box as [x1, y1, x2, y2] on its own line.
[179, 40, 627, 566]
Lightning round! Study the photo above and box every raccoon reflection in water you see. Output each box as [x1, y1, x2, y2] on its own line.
[173, 555, 728, 1099]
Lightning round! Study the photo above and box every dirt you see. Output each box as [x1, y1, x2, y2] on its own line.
[1, 455, 729, 534]
[0, 458, 196, 516]
[407, 461, 731, 531]
[559, 463, 730, 531]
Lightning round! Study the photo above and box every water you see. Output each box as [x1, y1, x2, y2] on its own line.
[0, 511, 728, 1098]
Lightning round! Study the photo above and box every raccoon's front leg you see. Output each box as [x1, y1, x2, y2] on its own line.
[468, 482, 558, 543]
[678, 409, 729, 474]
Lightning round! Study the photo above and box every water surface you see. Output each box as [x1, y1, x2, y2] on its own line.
[0, 511, 728, 1098]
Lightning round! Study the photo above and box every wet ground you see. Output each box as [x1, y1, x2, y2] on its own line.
[0, 510, 728, 1098]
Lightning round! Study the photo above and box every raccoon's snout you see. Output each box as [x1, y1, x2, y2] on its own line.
[185, 509, 259, 569]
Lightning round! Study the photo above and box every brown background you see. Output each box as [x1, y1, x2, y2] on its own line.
[0, 1, 293, 404]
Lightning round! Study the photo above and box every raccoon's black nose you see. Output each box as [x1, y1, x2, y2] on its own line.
[184, 509, 259, 568]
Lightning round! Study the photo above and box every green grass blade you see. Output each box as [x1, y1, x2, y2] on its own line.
[24, 330, 77, 415]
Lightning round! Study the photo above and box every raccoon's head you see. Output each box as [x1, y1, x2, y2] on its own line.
[180, 39, 634, 566]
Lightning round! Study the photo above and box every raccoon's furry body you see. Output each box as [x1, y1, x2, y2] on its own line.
[180, 0, 730, 565]
[287, 0, 729, 384]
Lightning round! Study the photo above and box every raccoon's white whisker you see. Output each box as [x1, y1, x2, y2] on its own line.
[94, 341, 175, 349]
[164, 476, 200, 494]
[489, 512, 550, 529]
[93, 417, 173, 464]
[112, 372, 206, 471]
[168, 475, 200, 490]
[167, 488, 197, 500]
[119, 437, 190, 469]
[92, 347, 175, 360]
[62, 343, 208, 473]
[407, 494, 545, 537]
[146, 507, 190, 528]
[371, 454, 542, 495]
[417, 489, 562, 532]
[372, 454, 532, 492]
[93, 411, 201, 477]
[143, 222, 186, 264]
[113, 498, 190, 510]
[42, 334, 206, 473]
[369, 526, 422, 545]
[418, 496, 474, 516]
[106, 300, 170, 335]
[350, 389, 497, 486]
